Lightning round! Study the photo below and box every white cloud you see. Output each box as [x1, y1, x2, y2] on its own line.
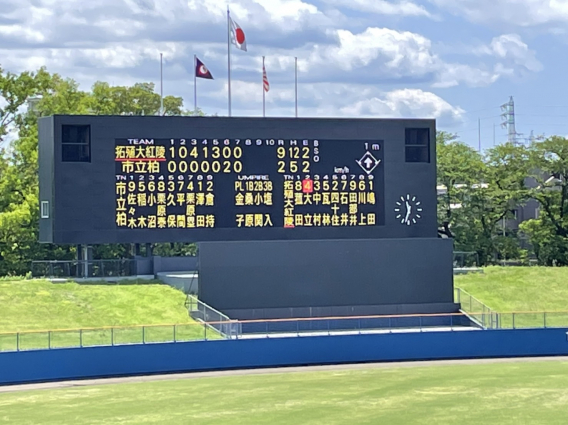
[339, 88, 465, 122]
[0, 0, 542, 126]
[434, 64, 499, 88]
[485, 34, 542, 72]
[307, 27, 437, 74]
[429, 0, 568, 26]
[220, 81, 464, 125]
[328, 0, 433, 17]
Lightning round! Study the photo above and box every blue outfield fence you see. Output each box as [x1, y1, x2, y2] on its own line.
[2, 328, 568, 385]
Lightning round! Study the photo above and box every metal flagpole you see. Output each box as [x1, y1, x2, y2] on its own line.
[160, 53, 164, 115]
[194, 54, 197, 112]
[295, 56, 298, 118]
[262, 56, 265, 117]
[227, 7, 232, 117]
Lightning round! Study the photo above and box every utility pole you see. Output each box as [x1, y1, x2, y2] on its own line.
[478, 118, 481, 152]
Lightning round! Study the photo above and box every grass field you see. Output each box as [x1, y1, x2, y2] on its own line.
[0, 279, 213, 351]
[1, 360, 568, 424]
[455, 266, 568, 312]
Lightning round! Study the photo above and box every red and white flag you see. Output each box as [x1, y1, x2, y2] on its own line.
[229, 17, 247, 51]
[263, 64, 269, 92]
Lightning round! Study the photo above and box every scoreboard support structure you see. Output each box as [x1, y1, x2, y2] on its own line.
[38, 115, 457, 320]
[198, 238, 455, 320]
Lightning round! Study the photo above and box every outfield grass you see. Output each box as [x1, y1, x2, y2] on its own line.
[1, 360, 568, 424]
[455, 266, 568, 312]
[0, 279, 214, 351]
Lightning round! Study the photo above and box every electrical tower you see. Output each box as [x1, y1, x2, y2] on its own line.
[500, 96, 522, 144]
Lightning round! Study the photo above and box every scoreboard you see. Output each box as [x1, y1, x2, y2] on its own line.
[114, 138, 384, 234]
[38, 116, 437, 244]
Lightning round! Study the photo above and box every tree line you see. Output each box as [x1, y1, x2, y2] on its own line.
[0, 67, 201, 275]
[0, 67, 567, 274]
[438, 132, 568, 266]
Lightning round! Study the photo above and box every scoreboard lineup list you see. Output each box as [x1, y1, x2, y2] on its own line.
[114, 138, 385, 233]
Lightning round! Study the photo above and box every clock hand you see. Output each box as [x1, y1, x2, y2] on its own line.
[405, 202, 411, 222]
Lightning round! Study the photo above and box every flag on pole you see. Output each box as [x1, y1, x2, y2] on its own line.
[195, 57, 213, 79]
[229, 17, 247, 51]
[263, 63, 269, 92]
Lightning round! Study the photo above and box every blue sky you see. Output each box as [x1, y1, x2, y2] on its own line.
[1, 0, 567, 150]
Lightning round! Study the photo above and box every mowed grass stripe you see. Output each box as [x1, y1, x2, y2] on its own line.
[1, 360, 568, 424]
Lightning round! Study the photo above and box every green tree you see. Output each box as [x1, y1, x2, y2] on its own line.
[520, 136, 568, 265]
[436, 131, 484, 238]
[464, 143, 529, 264]
[0, 68, 195, 275]
[436, 133, 529, 265]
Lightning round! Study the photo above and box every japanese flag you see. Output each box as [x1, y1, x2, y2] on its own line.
[229, 17, 247, 51]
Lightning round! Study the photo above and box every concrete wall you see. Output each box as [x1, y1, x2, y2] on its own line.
[1, 328, 568, 385]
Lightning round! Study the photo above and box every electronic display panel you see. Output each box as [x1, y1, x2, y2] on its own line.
[38, 116, 437, 244]
[114, 138, 385, 233]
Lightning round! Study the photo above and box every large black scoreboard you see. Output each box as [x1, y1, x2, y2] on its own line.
[39, 116, 456, 319]
[38, 116, 436, 244]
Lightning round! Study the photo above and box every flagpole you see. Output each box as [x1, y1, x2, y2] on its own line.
[227, 7, 232, 117]
[160, 53, 164, 116]
[262, 56, 266, 118]
[294, 56, 298, 118]
[194, 54, 197, 112]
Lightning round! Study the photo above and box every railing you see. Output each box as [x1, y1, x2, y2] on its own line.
[2, 311, 568, 353]
[186, 295, 240, 338]
[31, 260, 137, 278]
[0, 322, 223, 353]
[454, 287, 497, 329]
